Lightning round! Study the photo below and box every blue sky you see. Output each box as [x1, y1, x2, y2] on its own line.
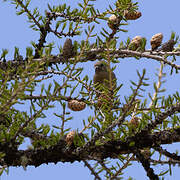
[1, 0, 180, 179]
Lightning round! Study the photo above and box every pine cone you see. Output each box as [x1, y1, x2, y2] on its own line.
[62, 38, 73, 58]
[68, 100, 86, 111]
[159, 39, 175, 52]
[124, 10, 142, 20]
[129, 36, 142, 50]
[65, 131, 76, 145]
[108, 14, 121, 31]
[150, 33, 163, 50]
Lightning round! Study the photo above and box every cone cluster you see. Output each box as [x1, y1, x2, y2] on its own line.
[129, 33, 175, 52]
[108, 9, 141, 30]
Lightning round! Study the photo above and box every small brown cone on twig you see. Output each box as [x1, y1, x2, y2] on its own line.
[124, 10, 142, 20]
[68, 100, 86, 111]
[62, 38, 73, 59]
[159, 39, 175, 52]
[150, 33, 163, 50]
[129, 36, 142, 50]
[65, 131, 76, 146]
[108, 14, 121, 31]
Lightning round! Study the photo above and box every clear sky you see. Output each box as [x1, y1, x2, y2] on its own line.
[1, 0, 180, 179]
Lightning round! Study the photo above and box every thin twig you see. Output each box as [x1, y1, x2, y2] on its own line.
[150, 159, 180, 166]
[154, 146, 180, 161]
[98, 160, 112, 177]
[83, 160, 102, 180]
[110, 155, 135, 179]
[149, 62, 164, 107]
[16, 0, 41, 29]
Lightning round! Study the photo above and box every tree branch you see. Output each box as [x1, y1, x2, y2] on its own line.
[0, 49, 179, 74]
[134, 149, 158, 180]
[1, 125, 180, 167]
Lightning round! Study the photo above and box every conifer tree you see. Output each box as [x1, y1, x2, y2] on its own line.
[1, 1, 180, 179]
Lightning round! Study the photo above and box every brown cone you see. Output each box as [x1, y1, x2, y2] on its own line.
[129, 36, 142, 50]
[159, 39, 175, 52]
[68, 100, 86, 111]
[62, 38, 73, 58]
[108, 14, 121, 30]
[150, 33, 163, 51]
[124, 10, 141, 20]
[65, 131, 76, 145]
